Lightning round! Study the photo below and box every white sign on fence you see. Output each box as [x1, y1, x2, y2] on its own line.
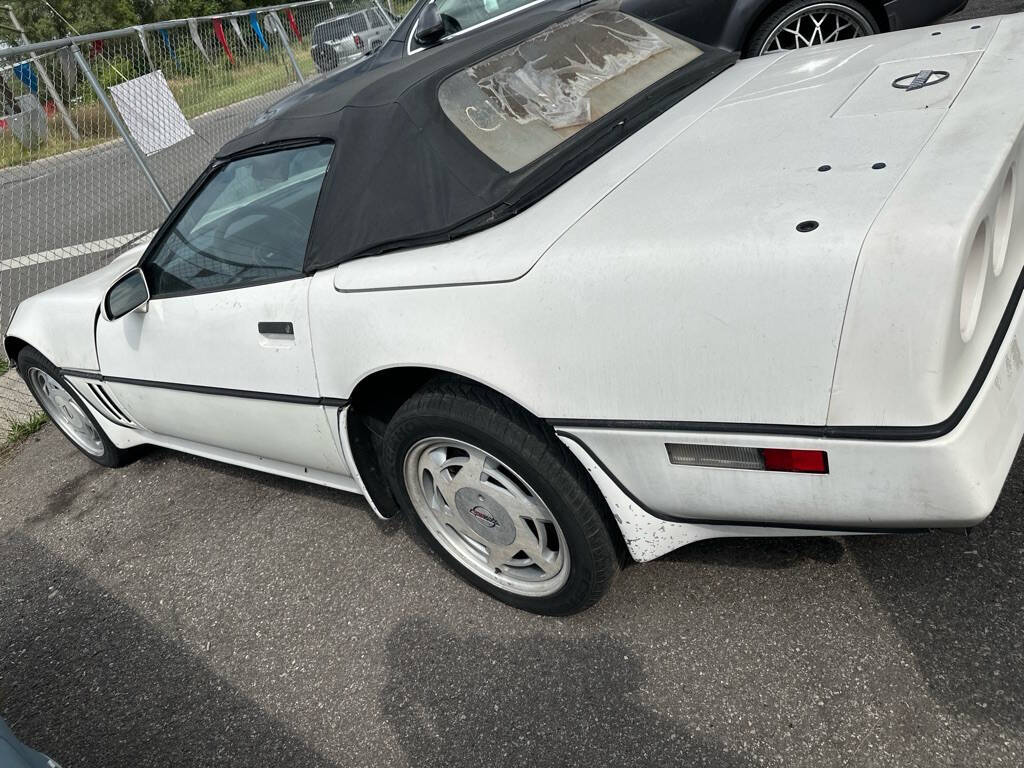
[109, 70, 194, 155]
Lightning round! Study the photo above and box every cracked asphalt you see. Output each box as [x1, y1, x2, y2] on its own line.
[3, 0, 1024, 765]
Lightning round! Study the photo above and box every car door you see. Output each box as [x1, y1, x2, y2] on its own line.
[94, 142, 347, 476]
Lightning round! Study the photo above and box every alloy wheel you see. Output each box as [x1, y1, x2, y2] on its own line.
[403, 437, 570, 597]
[760, 4, 875, 55]
[28, 367, 104, 456]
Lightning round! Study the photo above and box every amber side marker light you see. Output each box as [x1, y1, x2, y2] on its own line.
[666, 444, 829, 474]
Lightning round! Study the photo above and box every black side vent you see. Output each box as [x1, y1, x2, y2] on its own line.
[88, 383, 134, 426]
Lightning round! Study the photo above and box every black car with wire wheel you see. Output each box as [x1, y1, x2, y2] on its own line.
[324, 0, 968, 79]
[627, 0, 969, 57]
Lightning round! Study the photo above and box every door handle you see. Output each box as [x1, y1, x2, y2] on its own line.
[258, 321, 294, 336]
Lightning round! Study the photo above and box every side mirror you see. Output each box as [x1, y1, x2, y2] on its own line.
[413, 2, 446, 47]
[103, 267, 150, 321]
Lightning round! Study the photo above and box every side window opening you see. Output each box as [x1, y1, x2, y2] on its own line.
[143, 143, 333, 298]
[351, 12, 369, 33]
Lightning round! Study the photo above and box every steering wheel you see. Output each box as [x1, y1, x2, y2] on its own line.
[210, 205, 308, 269]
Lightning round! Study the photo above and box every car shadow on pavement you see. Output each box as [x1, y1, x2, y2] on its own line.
[658, 534, 846, 570]
[0, 533, 337, 768]
[379, 617, 756, 768]
[847, 452, 1024, 729]
[133, 447, 405, 537]
[136, 447, 344, 503]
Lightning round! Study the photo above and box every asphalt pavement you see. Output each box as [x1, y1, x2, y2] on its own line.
[2, 411, 1023, 767]
[3, 1, 1024, 766]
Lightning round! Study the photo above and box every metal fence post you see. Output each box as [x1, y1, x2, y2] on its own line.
[4, 4, 81, 141]
[270, 12, 305, 85]
[376, 0, 397, 29]
[71, 44, 171, 213]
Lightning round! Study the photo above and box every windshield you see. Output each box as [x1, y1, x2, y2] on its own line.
[439, 9, 703, 171]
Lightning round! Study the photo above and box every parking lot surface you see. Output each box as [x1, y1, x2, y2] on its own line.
[2, 419, 1023, 767]
[3, 1, 1024, 765]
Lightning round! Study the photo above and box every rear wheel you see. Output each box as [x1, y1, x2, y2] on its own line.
[18, 346, 128, 467]
[311, 43, 338, 72]
[746, 1, 879, 57]
[381, 379, 618, 614]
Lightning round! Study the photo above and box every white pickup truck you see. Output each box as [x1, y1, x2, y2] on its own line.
[310, 4, 397, 73]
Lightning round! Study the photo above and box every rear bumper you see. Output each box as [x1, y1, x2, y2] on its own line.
[554, 277, 1024, 535]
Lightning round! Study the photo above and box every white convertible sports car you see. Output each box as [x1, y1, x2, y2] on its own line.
[5, 2, 1024, 613]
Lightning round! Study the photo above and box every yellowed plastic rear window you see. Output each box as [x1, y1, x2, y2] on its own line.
[439, 9, 702, 172]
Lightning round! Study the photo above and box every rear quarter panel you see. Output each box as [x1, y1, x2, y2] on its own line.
[829, 15, 1024, 427]
[312, 56, 798, 422]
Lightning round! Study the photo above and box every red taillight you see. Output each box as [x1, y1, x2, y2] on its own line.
[761, 448, 828, 474]
[353, 33, 363, 49]
[666, 443, 829, 474]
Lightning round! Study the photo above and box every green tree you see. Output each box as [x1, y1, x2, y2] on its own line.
[1, 1, 137, 44]
[0, 1, 272, 45]
[150, 2, 254, 23]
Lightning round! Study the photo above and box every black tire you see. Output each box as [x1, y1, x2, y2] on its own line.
[743, 1, 880, 58]
[381, 378, 619, 615]
[18, 346, 129, 468]
[311, 43, 338, 72]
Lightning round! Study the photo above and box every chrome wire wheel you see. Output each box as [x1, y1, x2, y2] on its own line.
[403, 437, 570, 597]
[27, 367, 104, 457]
[759, 3, 875, 55]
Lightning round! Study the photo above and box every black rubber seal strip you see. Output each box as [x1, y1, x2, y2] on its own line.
[551, 255, 1024, 443]
[59, 369, 348, 409]
[551, 419, 826, 437]
[557, 430, 928, 534]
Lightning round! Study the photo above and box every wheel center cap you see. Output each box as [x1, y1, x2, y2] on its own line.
[454, 487, 516, 546]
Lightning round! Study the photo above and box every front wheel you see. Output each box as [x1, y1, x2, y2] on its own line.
[745, 1, 880, 57]
[18, 346, 129, 467]
[381, 379, 619, 615]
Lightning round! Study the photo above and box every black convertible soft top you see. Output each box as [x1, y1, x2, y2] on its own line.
[217, 1, 734, 273]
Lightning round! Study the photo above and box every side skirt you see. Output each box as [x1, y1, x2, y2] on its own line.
[70, 390, 362, 495]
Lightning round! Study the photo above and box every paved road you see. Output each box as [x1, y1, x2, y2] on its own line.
[0, 80, 301, 340]
[1, 424, 1023, 767]
[0, 77, 298, 257]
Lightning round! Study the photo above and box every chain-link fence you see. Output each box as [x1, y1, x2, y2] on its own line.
[0, 0, 402, 429]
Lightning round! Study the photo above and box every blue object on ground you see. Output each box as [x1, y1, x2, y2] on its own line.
[0, 717, 59, 767]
